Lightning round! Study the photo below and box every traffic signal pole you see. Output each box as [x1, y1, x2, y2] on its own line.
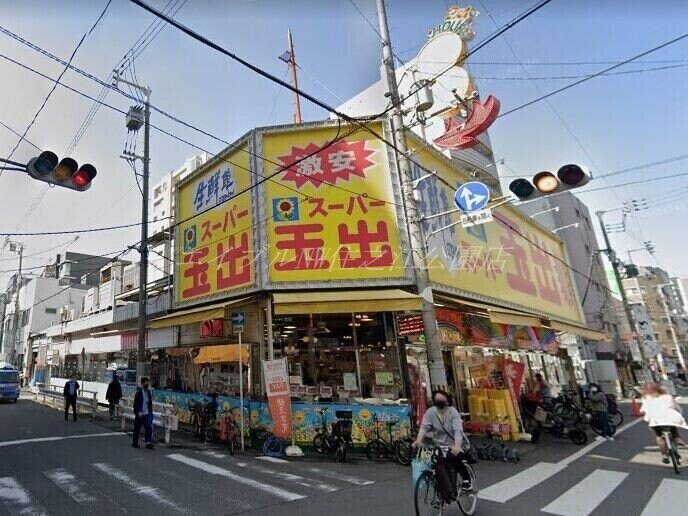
[114, 72, 151, 384]
[376, 0, 447, 388]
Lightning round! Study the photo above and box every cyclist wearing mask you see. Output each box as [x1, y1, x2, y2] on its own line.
[412, 390, 471, 490]
[640, 382, 688, 463]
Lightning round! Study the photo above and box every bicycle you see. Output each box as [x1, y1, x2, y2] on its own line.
[221, 408, 240, 455]
[189, 399, 217, 442]
[263, 433, 286, 457]
[366, 414, 412, 466]
[312, 408, 351, 463]
[659, 426, 681, 474]
[414, 446, 478, 516]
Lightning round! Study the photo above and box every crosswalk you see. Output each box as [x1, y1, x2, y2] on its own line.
[480, 464, 688, 515]
[0, 452, 377, 515]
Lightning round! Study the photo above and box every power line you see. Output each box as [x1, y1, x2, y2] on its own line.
[0, 220, 169, 237]
[499, 30, 688, 118]
[0, 0, 113, 178]
[347, 0, 405, 67]
[0, 120, 41, 151]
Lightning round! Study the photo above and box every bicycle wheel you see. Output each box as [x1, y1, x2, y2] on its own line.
[394, 439, 412, 466]
[312, 433, 327, 454]
[457, 464, 478, 516]
[666, 433, 681, 474]
[414, 470, 443, 516]
[263, 436, 285, 457]
[366, 439, 388, 461]
[335, 440, 348, 463]
[610, 410, 624, 427]
[569, 429, 588, 445]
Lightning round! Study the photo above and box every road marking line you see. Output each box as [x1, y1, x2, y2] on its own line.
[557, 418, 643, 467]
[167, 454, 305, 501]
[201, 451, 227, 459]
[304, 467, 375, 486]
[44, 468, 100, 507]
[0, 477, 48, 516]
[235, 462, 338, 493]
[541, 469, 627, 516]
[92, 462, 190, 514]
[0, 432, 122, 448]
[256, 456, 289, 463]
[478, 462, 565, 503]
[641, 479, 688, 515]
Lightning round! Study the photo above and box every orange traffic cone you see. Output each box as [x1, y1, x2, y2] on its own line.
[631, 398, 641, 417]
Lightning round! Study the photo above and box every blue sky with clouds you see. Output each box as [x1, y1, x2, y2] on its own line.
[1, 0, 687, 290]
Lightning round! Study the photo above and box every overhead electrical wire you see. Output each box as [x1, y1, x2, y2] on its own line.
[0, 120, 41, 151]
[0, 0, 113, 178]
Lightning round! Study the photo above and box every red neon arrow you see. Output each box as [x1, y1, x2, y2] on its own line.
[433, 95, 501, 150]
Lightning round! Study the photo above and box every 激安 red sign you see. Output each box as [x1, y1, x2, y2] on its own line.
[262, 359, 292, 439]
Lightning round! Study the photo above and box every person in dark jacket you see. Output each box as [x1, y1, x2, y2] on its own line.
[589, 383, 613, 441]
[63, 373, 80, 421]
[132, 377, 154, 449]
[106, 374, 123, 420]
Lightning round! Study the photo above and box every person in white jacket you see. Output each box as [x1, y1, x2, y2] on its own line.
[640, 382, 688, 464]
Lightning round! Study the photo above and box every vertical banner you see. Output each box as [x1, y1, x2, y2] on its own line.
[262, 358, 292, 439]
[502, 358, 525, 419]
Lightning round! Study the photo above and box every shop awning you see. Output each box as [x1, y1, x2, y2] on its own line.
[548, 320, 607, 341]
[273, 289, 422, 315]
[193, 344, 249, 365]
[150, 297, 253, 329]
[488, 309, 543, 328]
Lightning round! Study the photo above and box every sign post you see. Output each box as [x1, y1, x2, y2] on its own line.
[232, 311, 246, 450]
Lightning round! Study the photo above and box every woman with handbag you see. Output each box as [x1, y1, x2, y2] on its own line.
[412, 390, 472, 498]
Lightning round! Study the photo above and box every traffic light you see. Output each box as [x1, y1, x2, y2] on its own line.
[26, 151, 97, 191]
[509, 164, 590, 201]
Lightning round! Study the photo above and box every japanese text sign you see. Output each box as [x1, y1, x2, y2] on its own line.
[263, 125, 406, 283]
[176, 145, 255, 305]
[411, 139, 583, 324]
[262, 359, 292, 439]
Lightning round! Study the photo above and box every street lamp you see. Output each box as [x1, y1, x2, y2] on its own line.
[552, 222, 579, 234]
[530, 206, 560, 218]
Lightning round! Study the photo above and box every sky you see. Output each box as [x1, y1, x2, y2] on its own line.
[1, 0, 688, 291]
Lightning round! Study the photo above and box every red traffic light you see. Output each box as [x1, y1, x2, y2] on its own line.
[557, 164, 591, 187]
[25, 151, 97, 191]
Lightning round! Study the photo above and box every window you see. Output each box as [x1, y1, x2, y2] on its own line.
[584, 216, 591, 229]
[45, 307, 57, 314]
[575, 208, 581, 219]
[585, 244, 591, 255]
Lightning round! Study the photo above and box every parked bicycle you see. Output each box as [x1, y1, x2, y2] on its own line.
[312, 407, 352, 463]
[220, 408, 240, 455]
[365, 414, 412, 466]
[189, 398, 217, 442]
[414, 446, 478, 516]
[521, 398, 588, 445]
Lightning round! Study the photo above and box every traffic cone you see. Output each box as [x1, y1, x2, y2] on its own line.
[631, 398, 641, 417]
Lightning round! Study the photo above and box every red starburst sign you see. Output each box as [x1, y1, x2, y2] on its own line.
[276, 139, 376, 188]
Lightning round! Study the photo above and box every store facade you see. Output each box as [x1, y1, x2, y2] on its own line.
[139, 119, 605, 442]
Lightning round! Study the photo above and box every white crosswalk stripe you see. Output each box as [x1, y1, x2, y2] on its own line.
[234, 460, 339, 492]
[641, 478, 688, 516]
[167, 453, 306, 502]
[0, 477, 48, 516]
[541, 470, 628, 516]
[304, 466, 375, 486]
[92, 462, 191, 514]
[44, 468, 104, 511]
[479, 462, 566, 503]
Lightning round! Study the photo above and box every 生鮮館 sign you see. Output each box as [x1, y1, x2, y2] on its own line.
[175, 141, 256, 306]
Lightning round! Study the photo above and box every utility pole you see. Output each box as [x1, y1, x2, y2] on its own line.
[3, 241, 23, 367]
[596, 211, 646, 372]
[287, 29, 302, 124]
[657, 284, 686, 371]
[115, 71, 151, 383]
[376, 0, 447, 388]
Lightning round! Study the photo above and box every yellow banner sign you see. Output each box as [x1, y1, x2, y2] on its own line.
[412, 142, 583, 324]
[176, 145, 254, 305]
[263, 125, 406, 283]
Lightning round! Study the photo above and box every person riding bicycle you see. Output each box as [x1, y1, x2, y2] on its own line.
[412, 390, 471, 494]
[640, 382, 688, 464]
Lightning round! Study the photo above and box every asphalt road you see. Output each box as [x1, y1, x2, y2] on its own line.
[0, 399, 686, 515]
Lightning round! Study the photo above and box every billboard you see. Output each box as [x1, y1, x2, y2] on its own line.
[262, 124, 409, 284]
[176, 143, 255, 306]
[410, 139, 584, 324]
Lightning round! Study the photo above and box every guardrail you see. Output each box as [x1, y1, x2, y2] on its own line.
[33, 383, 98, 418]
[118, 397, 178, 445]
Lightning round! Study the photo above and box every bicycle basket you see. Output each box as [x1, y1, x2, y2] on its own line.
[335, 410, 353, 420]
[534, 406, 549, 423]
[333, 419, 353, 440]
[412, 456, 431, 485]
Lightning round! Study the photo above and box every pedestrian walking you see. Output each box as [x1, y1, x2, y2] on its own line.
[589, 383, 613, 441]
[106, 374, 123, 420]
[63, 373, 79, 422]
[132, 377, 154, 450]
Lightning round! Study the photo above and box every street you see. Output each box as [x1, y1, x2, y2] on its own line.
[0, 399, 686, 516]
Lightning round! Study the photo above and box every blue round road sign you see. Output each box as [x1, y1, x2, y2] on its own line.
[454, 181, 490, 213]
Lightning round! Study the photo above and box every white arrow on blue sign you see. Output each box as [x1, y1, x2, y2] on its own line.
[454, 181, 490, 213]
[231, 312, 245, 325]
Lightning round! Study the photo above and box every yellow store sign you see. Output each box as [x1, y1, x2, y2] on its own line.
[175, 144, 255, 305]
[411, 139, 584, 324]
[262, 125, 407, 283]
